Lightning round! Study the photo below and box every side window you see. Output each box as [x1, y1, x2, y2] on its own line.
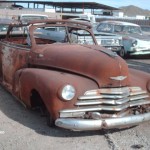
[97, 23, 106, 32]
[104, 24, 113, 32]
[97, 23, 113, 33]
[114, 25, 123, 33]
[123, 26, 130, 33]
[34, 26, 67, 44]
[8, 26, 30, 47]
[69, 28, 95, 45]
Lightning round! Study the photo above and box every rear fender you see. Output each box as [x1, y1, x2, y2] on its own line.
[13, 68, 98, 119]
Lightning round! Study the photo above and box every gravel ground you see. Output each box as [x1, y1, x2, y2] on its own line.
[0, 58, 150, 150]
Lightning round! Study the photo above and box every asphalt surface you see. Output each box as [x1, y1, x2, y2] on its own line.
[0, 57, 150, 150]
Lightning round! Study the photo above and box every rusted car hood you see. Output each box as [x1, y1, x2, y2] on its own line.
[31, 44, 129, 87]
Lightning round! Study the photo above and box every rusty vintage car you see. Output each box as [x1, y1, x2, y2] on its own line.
[0, 19, 150, 131]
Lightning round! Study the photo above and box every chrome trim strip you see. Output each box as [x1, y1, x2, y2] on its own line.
[78, 94, 129, 100]
[76, 95, 149, 106]
[76, 98, 129, 106]
[78, 91, 149, 100]
[60, 99, 150, 113]
[84, 87, 142, 96]
[60, 110, 130, 118]
[130, 91, 147, 96]
[129, 95, 149, 101]
[55, 112, 150, 131]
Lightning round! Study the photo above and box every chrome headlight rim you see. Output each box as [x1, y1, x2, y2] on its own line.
[132, 40, 138, 47]
[58, 84, 76, 101]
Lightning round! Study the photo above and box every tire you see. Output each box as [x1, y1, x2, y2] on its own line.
[46, 110, 55, 127]
[118, 48, 128, 58]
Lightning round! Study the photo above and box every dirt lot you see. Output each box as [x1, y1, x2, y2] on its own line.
[0, 58, 150, 150]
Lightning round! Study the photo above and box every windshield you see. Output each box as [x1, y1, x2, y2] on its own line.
[114, 25, 142, 34]
[33, 25, 95, 45]
[0, 25, 9, 31]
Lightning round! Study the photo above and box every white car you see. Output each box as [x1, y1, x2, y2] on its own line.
[96, 21, 150, 57]
[69, 18, 123, 53]
[18, 14, 48, 22]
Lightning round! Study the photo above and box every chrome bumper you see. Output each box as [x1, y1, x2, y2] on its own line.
[55, 112, 150, 131]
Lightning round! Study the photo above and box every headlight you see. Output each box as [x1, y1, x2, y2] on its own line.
[59, 85, 76, 101]
[132, 40, 137, 47]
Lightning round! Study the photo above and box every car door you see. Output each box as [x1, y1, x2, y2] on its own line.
[0, 25, 30, 91]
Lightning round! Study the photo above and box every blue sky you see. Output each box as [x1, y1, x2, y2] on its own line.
[97, 0, 150, 10]
[66, 0, 150, 10]
[16, 0, 150, 10]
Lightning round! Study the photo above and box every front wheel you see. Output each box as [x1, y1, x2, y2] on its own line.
[46, 110, 55, 127]
[118, 48, 128, 58]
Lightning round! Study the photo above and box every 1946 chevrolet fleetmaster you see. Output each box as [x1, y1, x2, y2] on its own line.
[0, 19, 150, 131]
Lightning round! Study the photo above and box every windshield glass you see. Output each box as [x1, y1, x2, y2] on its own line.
[0, 25, 9, 31]
[114, 25, 142, 34]
[33, 25, 95, 45]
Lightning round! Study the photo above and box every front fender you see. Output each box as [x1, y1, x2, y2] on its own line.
[13, 68, 98, 119]
[123, 38, 132, 52]
[129, 68, 150, 96]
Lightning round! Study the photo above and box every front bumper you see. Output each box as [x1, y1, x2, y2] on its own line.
[105, 46, 122, 52]
[129, 47, 150, 55]
[55, 87, 150, 131]
[55, 112, 150, 131]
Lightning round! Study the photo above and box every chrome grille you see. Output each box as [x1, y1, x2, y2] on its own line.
[101, 39, 114, 46]
[59, 87, 150, 118]
[101, 39, 120, 46]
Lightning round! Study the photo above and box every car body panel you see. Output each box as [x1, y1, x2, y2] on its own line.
[0, 19, 150, 131]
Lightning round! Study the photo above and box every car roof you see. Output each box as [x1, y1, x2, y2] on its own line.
[27, 19, 92, 29]
[19, 14, 48, 17]
[100, 20, 140, 27]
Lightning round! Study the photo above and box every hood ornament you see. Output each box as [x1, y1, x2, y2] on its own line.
[110, 76, 127, 81]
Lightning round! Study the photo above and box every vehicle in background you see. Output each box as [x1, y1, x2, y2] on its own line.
[18, 14, 49, 22]
[0, 18, 13, 31]
[96, 21, 150, 58]
[70, 18, 123, 53]
[0, 19, 150, 131]
[141, 26, 150, 36]
[93, 29, 122, 53]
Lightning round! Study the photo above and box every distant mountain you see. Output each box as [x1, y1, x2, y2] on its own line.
[119, 5, 150, 17]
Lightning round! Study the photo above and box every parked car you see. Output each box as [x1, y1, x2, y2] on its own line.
[93, 30, 122, 52]
[18, 14, 49, 22]
[0, 19, 150, 131]
[0, 18, 12, 32]
[96, 21, 150, 58]
[69, 18, 123, 53]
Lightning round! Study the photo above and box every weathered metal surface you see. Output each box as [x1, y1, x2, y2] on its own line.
[0, 19, 149, 131]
